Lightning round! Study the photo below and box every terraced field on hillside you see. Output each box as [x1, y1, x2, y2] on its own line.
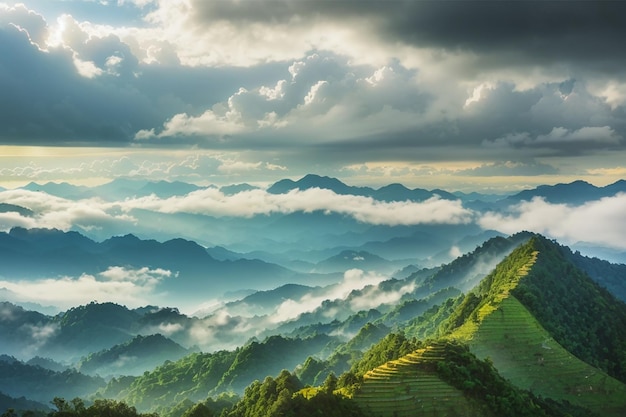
[450, 294, 626, 416]
[352, 343, 477, 417]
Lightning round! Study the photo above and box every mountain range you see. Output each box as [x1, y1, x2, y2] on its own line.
[23, 174, 624, 206]
[2, 175, 626, 416]
[1, 231, 626, 416]
[5, 175, 626, 267]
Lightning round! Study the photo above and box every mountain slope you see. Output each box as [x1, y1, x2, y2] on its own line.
[352, 342, 471, 417]
[0, 357, 105, 403]
[442, 236, 626, 416]
[112, 334, 340, 411]
[350, 339, 595, 417]
[77, 334, 189, 376]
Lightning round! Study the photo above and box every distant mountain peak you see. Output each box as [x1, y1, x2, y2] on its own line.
[267, 174, 456, 202]
[267, 174, 357, 195]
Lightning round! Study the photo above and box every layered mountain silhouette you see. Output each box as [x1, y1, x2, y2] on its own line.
[17, 175, 626, 208]
[0, 227, 302, 304]
[267, 174, 457, 201]
[504, 179, 626, 205]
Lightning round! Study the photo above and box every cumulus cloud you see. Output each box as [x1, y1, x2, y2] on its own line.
[1, 2, 626, 185]
[479, 194, 626, 250]
[0, 266, 173, 310]
[135, 52, 429, 145]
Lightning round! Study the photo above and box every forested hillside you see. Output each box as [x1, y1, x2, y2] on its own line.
[4, 233, 626, 417]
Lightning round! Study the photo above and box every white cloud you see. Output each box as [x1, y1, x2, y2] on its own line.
[134, 52, 429, 144]
[0, 189, 135, 231]
[479, 194, 626, 249]
[136, 107, 247, 140]
[99, 265, 173, 283]
[116, 187, 473, 226]
[349, 281, 416, 311]
[0, 266, 173, 310]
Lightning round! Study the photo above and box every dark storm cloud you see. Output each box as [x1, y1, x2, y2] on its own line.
[385, 2, 625, 58]
[192, 0, 626, 71]
[2, 0, 626, 178]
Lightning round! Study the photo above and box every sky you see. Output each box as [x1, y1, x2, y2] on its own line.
[1, 0, 626, 192]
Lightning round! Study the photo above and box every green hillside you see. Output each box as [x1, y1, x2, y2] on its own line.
[352, 342, 472, 417]
[109, 334, 336, 411]
[459, 296, 626, 415]
[444, 236, 626, 416]
[350, 339, 595, 417]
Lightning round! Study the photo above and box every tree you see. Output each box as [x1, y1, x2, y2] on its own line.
[182, 403, 213, 417]
[321, 373, 338, 394]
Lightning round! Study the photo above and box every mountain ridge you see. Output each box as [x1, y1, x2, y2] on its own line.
[267, 173, 458, 202]
[438, 236, 626, 415]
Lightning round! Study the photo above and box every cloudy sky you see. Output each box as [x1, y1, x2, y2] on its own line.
[1, 0, 626, 191]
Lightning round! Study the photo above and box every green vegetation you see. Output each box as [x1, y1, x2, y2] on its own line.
[435, 341, 599, 417]
[439, 236, 626, 416]
[223, 370, 369, 417]
[0, 360, 105, 404]
[0, 391, 48, 417]
[352, 341, 471, 417]
[350, 332, 423, 378]
[53, 303, 142, 352]
[7, 233, 626, 417]
[403, 296, 463, 340]
[412, 232, 532, 296]
[512, 236, 626, 382]
[110, 334, 335, 411]
[566, 247, 626, 303]
[375, 287, 461, 328]
[462, 296, 626, 415]
[116, 350, 236, 410]
[47, 398, 157, 417]
[350, 339, 593, 417]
